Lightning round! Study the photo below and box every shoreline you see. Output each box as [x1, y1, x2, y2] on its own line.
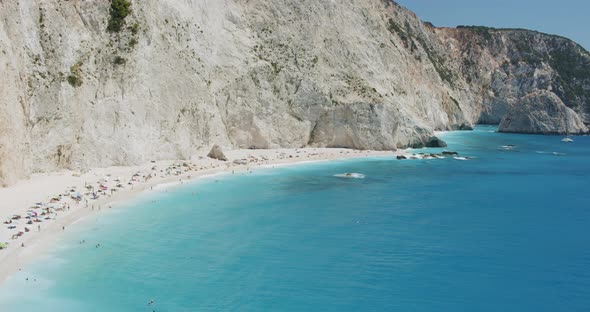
[0, 148, 400, 284]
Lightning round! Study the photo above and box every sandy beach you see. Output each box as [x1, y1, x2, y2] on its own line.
[0, 148, 400, 284]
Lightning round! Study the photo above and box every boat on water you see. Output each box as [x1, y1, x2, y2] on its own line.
[334, 173, 365, 179]
[500, 145, 517, 151]
[562, 137, 574, 143]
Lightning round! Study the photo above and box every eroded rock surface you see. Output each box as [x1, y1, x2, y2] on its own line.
[499, 91, 588, 134]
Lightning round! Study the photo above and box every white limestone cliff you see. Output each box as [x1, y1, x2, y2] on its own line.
[499, 91, 588, 134]
[0, 0, 588, 186]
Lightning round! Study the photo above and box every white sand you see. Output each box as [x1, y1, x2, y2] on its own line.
[0, 148, 395, 283]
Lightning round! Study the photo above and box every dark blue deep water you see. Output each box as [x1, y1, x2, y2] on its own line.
[1, 126, 589, 311]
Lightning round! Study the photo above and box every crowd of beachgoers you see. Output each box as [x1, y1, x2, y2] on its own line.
[2, 161, 199, 247]
[0, 148, 394, 256]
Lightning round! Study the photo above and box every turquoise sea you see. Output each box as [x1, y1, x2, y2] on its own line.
[1, 126, 589, 311]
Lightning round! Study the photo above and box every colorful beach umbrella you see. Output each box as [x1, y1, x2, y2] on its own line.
[0, 242, 8, 249]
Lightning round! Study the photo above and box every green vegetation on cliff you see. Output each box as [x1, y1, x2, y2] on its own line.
[549, 47, 590, 103]
[66, 62, 83, 87]
[457, 25, 571, 41]
[387, 18, 409, 46]
[461, 24, 590, 112]
[387, 18, 454, 85]
[457, 25, 494, 41]
[107, 0, 132, 33]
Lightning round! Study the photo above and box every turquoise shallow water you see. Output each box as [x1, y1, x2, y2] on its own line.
[1, 126, 590, 311]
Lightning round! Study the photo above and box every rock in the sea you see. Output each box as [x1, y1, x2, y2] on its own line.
[499, 91, 589, 134]
[408, 136, 448, 149]
[459, 123, 474, 131]
[425, 137, 448, 148]
[207, 145, 228, 161]
[396, 155, 408, 160]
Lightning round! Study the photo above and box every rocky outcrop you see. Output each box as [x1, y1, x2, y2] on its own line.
[437, 26, 590, 126]
[499, 91, 588, 134]
[207, 145, 227, 162]
[0, 0, 589, 186]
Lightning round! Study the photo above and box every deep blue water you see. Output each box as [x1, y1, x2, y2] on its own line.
[1, 126, 589, 311]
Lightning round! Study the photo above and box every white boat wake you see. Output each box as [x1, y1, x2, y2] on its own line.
[499, 145, 517, 151]
[536, 151, 567, 156]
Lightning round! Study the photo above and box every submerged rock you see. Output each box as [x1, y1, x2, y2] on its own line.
[207, 145, 228, 161]
[499, 91, 589, 134]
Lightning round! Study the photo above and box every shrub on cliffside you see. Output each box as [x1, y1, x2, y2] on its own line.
[67, 75, 82, 87]
[113, 56, 127, 65]
[67, 62, 83, 87]
[107, 0, 132, 33]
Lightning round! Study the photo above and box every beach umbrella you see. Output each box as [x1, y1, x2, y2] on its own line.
[0, 242, 8, 249]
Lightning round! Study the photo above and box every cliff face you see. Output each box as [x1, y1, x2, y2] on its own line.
[0, 0, 588, 186]
[437, 26, 590, 127]
[498, 90, 588, 134]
